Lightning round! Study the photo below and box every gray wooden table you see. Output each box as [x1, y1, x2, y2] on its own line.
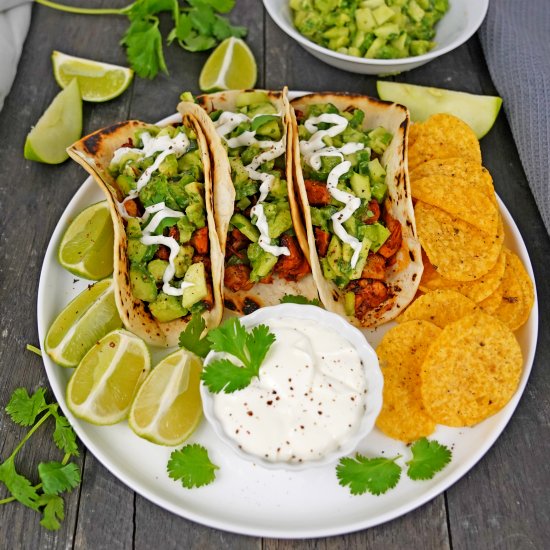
[1, 1, 549, 548]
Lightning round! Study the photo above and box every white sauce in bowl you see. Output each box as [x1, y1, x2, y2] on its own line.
[210, 317, 367, 464]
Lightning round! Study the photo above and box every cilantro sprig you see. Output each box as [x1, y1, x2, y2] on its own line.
[280, 294, 321, 307]
[36, 0, 247, 79]
[167, 444, 218, 488]
[201, 317, 276, 394]
[336, 438, 452, 496]
[179, 312, 211, 358]
[0, 388, 80, 530]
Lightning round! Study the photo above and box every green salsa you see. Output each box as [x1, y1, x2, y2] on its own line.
[290, 0, 449, 59]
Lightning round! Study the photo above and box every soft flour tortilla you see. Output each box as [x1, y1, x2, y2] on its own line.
[67, 116, 224, 347]
[290, 92, 423, 327]
[179, 90, 319, 314]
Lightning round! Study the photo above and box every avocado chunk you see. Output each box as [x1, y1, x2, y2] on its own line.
[127, 238, 157, 264]
[235, 91, 270, 107]
[147, 259, 169, 283]
[360, 222, 390, 252]
[158, 154, 179, 177]
[126, 218, 142, 239]
[247, 243, 278, 282]
[176, 216, 195, 243]
[254, 119, 282, 140]
[186, 203, 206, 229]
[231, 213, 259, 242]
[349, 236, 373, 279]
[263, 202, 293, 239]
[174, 245, 194, 278]
[344, 291, 356, 316]
[149, 292, 188, 322]
[181, 262, 208, 309]
[130, 265, 158, 302]
[350, 172, 372, 200]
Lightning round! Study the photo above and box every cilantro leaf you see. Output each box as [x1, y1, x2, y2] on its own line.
[203, 318, 276, 393]
[121, 17, 168, 79]
[168, 12, 193, 43]
[336, 454, 402, 496]
[5, 387, 48, 426]
[38, 462, 81, 496]
[280, 294, 321, 307]
[407, 438, 452, 481]
[188, 2, 216, 35]
[203, 0, 235, 14]
[179, 313, 211, 358]
[127, 0, 176, 18]
[182, 33, 217, 52]
[0, 458, 39, 510]
[167, 444, 218, 488]
[52, 413, 79, 457]
[37, 494, 65, 531]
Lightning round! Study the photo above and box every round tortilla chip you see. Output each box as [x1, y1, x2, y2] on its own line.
[376, 320, 440, 443]
[410, 157, 496, 205]
[477, 285, 503, 314]
[412, 175, 498, 234]
[408, 114, 482, 170]
[420, 249, 506, 303]
[397, 289, 477, 328]
[415, 202, 503, 281]
[421, 311, 523, 427]
[486, 249, 535, 330]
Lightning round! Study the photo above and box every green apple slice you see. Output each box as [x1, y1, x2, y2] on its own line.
[24, 78, 82, 164]
[377, 81, 503, 139]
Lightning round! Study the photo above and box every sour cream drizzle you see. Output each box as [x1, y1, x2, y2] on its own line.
[300, 114, 365, 268]
[214, 111, 290, 257]
[110, 130, 195, 297]
[210, 317, 367, 463]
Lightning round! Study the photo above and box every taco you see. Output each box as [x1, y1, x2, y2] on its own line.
[67, 114, 223, 347]
[179, 89, 319, 314]
[290, 92, 423, 327]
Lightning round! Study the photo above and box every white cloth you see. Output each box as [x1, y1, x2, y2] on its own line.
[0, 0, 32, 112]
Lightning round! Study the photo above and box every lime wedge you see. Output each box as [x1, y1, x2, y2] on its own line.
[58, 201, 114, 280]
[67, 329, 150, 425]
[24, 78, 82, 164]
[199, 37, 257, 92]
[45, 279, 123, 368]
[376, 81, 503, 139]
[129, 349, 203, 446]
[52, 51, 134, 102]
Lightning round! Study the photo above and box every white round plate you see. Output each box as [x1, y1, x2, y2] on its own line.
[37, 112, 538, 539]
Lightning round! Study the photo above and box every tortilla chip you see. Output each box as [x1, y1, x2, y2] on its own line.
[421, 311, 523, 427]
[420, 249, 506, 303]
[412, 175, 498, 234]
[408, 114, 482, 170]
[397, 289, 477, 328]
[484, 249, 535, 330]
[477, 285, 503, 314]
[415, 202, 503, 281]
[376, 320, 440, 442]
[410, 157, 495, 204]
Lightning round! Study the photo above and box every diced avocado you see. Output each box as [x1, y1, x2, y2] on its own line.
[236, 197, 251, 211]
[139, 175, 178, 210]
[310, 205, 337, 232]
[111, 151, 141, 173]
[231, 213, 259, 242]
[368, 158, 387, 184]
[247, 243, 278, 282]
[263, 202, 293, 239]
[371, 181, 388, 203]
[116, 174, 136, 196]
[359, 222, 390, 253]
[390, 31, 409, 57]
[368, 127, 393, 154]
[181, 262, 208, 309]
[344, 291, 356, 316]
[174, 245, 194, 278]
[150, 292, 188, 322]
[254, 120, 282, 140]
[241, 145, 261, 166]
[130, 265, 158, 302]
[350, 172, 372, 200]
[407, 0, 425, 22]
[269, 176, 288, 199]
[321, 257, 337, 281]
[158, 154, 179, 177]
[235, 91, 270, 107]
[157, 125, 177, 138]
[362, 0, 385, 8]
[343, 216, 359, 238]
[178, 150, 203, 176]
[374, 22, 400, 40]
[326, 235, 344, 277]
[179, 91, 194, 103]
[365, 36, 387, 58]
[126, 218, 142, 239]
[229, 156, 250, 186]
[147, 259, 169, 283]
[186, 203, 206, 229]
[247, 102, 278, 118]
[355, 8, 376, 32]
[184, 182, 205, 206]
[410, 40, 435, 56]
[176, 216, 194, 243]
[127, 239, 157, 264]
[372, 4, 395, 25]
[349, 236, 373, 279]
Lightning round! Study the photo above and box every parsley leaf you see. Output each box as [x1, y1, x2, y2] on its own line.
[179, 312, 211, 358]
[38, 462, 81, 496]
[407, 438, 452, 481]
[280, 294, 321, 307]
[5, 387, 48, 426]
[167, 444, 218, 488]
[202, 318, 276, 393]
[38, 494, 65, 531]
[336, 454, 402, 496]
[0, 459, 39, 510]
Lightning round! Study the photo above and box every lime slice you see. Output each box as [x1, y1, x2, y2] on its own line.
[67, 329, 150, 425]
[199, 37, 257, 92]
[58, 201, 114, 280]
[129, 349, 203, 446]
[52, 51, 134, 102]
[376, 81, 503, 139]
[45, 279, 123, 368]
[24, 78, 82, 164]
